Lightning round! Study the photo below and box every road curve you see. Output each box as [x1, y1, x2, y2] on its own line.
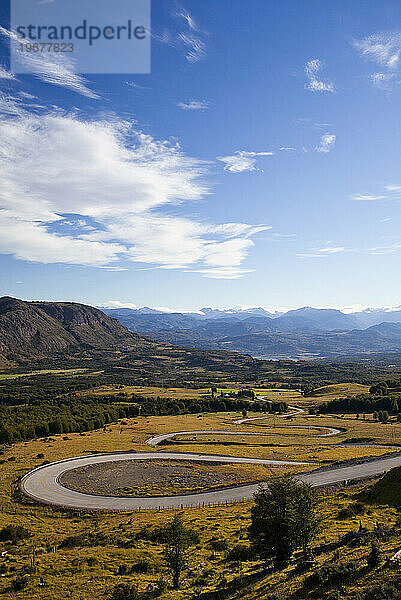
[17, 396, 399, 511]
[145, 425, 341, 447]
[20, 450, 401, 511]
[20, 452, 312, 511]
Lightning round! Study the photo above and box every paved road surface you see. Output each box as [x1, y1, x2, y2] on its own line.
[146, 425, 340, 446]
[18, 396, 399, 511]
[233, 400, 304, 424]
[20, 450, 401, 511]
[20, 451, 312, 511]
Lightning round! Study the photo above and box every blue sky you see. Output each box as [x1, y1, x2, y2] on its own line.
[0, 0, 401, 311]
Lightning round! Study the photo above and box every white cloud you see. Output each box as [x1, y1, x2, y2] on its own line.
[125, 81, 150, 91]
[192, 267, 254, 279]
[368, 242, 401, 255]
[0, 65, 14, 80]
[178, 100, 210, 110]
[153, 8, 207, 64]
[353, 33, 401, 90]
[318, 246, 346, 254]
[103, 301, 138, 309]
[0, 111, 269, 278]
[279, 147, 296, 151]
[370, 72, 396, 90]
[316, 133, 336, 153]
[178, 32, 206, 63]
[385, 184, 401, 192]
[351, 193, 386, 201]
[0, 27, 98, 98]
[177, 9, 197, 32]
[353, 32, 401, 68]
[272, 233, 296, 238]
[351, 184, 401, 202]
[304, 59, 335, 93]
[217, 150, 274, 173]
[297, 246, 347, 258]
[177, 10, 206, 63]
[0, 93, 25, 117]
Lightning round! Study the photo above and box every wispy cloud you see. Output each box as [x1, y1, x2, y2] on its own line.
[385, 184, 401, 192]
[152, 8, 207, 64]
[297, 246, 347, 258]
[370, 72, 396, 90]
[0, 65, 15, 80]
[0, 27, 98, 98]
[178, 32, 206, 63]
[351, 193, 386, 201]
[103, 301, 139, 309]
[178, 100, 210, 110]
[304, 59, 335, 93]
[315, 133, 336, 153]
[353, 32, 401, 90]
[125, 81, 150, 92]
[177, 9, 197, 31]
[353, 32, 401, 68]
[351, 184, 401, 202]
[272, 233, 296, 239]
[191, 267, 254, 280]
[0, 110, 269, 279]
[177, 9, 207, 63]
[368, 242, 401, 255]
[217, 150, 274, 173]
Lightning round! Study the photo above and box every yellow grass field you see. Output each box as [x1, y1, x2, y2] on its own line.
[0, 383, 400, 599]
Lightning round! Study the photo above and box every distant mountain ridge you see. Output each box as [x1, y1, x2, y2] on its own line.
[102, 304, 401, 329]
[102, 304, 401, 359]
[0, 298, 265, 379]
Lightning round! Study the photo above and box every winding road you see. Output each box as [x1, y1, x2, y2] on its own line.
[145, 424, 341, 446]
[19, 398, 401, 511]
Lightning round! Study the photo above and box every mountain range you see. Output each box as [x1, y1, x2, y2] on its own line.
[1, 296, 401, 369]
[101, 305, 401, 359]
[0, 297, 261, 380]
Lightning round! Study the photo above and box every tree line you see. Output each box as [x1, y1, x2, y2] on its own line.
[0, 395, 288, 444]
[317, 393, 400, 416]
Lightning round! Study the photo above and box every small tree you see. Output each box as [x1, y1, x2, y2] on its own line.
[249, 476, 318, 568]
[160, 514, 199, 589]
[378, 411, 389, 423]
[367, 541, 381, 568]
[242, 409, 247, 418]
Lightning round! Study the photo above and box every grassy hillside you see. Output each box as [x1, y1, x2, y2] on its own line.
[360, 466, 401, 507]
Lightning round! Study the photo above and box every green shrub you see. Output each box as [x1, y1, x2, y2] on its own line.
[118, 564, 128, 575]
[59, 532, 111, 548]
[226, 544, 253, 562]
[337, 502, 365, 519]
[0, 525, 30, 543]
[307, 562, 358, 587]
[208, 538, 229, 551]
[11, 575, 28, 592]
[109, 583, 142, 600]
[354, 578, 401, 600]
[109, 579, 166, 600]
[131, 558, 159, 574]
[367, 542, 381, 568]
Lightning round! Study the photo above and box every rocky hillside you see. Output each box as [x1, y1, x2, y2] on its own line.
[0, 296, 149, 367]
[0, 297, 265, 382]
